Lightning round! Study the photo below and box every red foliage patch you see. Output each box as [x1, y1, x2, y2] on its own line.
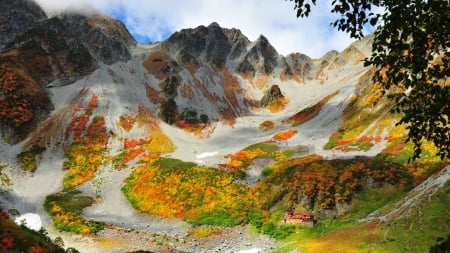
[119, 115, 135, 132]
[86, 94, 98, 115]
[28, 245, 45, 253]
[0, 236, 14, 249]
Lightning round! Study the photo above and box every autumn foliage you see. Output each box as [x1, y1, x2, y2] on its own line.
[45, 190, 104, 234]
[259, 120, 275, 131]
[112, 138, 148, 169]
[273, 129, 297, 141]
[0, 66, 37, 128]
[266, 97, 289, 113]
[16, 145, 46, 172]
[119, 115, 136, 132]
[220, 142, 292, 171]
[123, 158, 259, 226]
[252, 155, 410, 210]
[63, 94, 109, 189]
[122, 153, 411, 229]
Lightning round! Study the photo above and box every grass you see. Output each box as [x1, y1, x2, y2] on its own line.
[16, 145, 46, 172]
[277, 222, 381, 253]
[369, 180, 450, 253]
[339, 185, 407, 220]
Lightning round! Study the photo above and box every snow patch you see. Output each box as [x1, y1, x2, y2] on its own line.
[15, 213, 42, 231]
[237, 248, 262, 253]
[196, 151, 219, 159]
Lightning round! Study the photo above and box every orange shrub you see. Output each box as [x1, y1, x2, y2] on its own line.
[119, 115, 135, 132]
[122, 147, 145, 163]
[85, 94, 98, 115]
[124, 139, 138, 149]
[259, 120, 275, 131]
[273, 129, 297, 141]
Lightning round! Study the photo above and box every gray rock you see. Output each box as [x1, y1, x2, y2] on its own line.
[261, 85, 284, 107]
[0, 0, 46, 49]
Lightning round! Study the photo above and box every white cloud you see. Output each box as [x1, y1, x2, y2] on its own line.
[33, 0, 357, 58]
[33, 0, 96, 16]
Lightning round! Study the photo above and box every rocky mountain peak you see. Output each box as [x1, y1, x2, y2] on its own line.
[237, 34, 279, 74]
[165, 22, 282, 75]
[166, 22, 249, 67]
[0, 0, 47, 49]
[255, 34, 269, 44]
[207, 22, 220, 28]
[58, 13, 136, 64]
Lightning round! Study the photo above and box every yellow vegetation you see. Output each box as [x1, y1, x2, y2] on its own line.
[123, 159, 257, 225]
[266, 97, 289, 113]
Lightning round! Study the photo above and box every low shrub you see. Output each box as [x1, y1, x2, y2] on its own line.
[44, 190, 104, 234]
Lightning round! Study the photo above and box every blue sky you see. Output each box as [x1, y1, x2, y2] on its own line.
[33, 0, 362, 58]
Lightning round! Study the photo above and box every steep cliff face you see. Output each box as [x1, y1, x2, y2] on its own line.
[147, 23, 258, 125]
[60, 13, 136, 65]
[165, 22, 244, 68]
[0, 0, 46, 49]
[165, 23, 289, 76]
[237, 35, 280, 74]
[284, 53, 312, 82]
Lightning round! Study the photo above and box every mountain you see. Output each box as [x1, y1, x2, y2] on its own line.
[0, 1, 448, 253]
[0, 0, 135, 142]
